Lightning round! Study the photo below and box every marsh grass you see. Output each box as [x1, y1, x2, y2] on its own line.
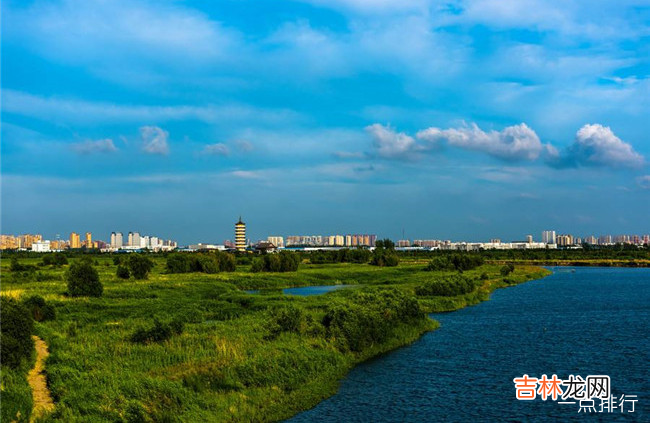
[0, 256, 549, 422]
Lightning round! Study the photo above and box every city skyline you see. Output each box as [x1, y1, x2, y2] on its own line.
[2, 1, 649, 242]
[2, 225, 649, 250]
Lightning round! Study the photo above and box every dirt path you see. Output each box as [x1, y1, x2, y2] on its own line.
[27, 336, 55, 421]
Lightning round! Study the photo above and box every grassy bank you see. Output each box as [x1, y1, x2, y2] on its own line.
[1, 256, 549, 422]
[486, 259, 650, 267]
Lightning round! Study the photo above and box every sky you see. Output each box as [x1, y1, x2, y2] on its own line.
[1, 0, 649, 244]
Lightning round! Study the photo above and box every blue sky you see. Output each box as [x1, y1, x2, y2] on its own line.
[2, 0, 649, 244]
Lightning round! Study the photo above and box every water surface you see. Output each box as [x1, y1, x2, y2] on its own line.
[247, 284, 354, 296]
[289, 267, 650, 422]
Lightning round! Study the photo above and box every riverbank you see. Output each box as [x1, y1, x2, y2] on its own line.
[289, 266, 650, 422]
[487, 259, 650, 267]
[1, 257, 550, 422]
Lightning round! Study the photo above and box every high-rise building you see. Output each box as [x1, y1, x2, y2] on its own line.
[85, 232, 92, 248]
[127, 232, 134, 246]
[110, 232, 116, 247]
[267, 236, 284, 248]
[526, 235, 533, 244]
[70, 232, 81, 248]
[556, 234, 574, 246]
[115, 232, 123, 248]
[542, 230, 556, 244]
[235, 217, 246, 251]
[133, 232, 141, 247]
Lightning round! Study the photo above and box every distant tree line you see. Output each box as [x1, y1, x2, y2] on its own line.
[251, 251, 300, 272]
[166, 252, 236, 274]
[309, 248, 371, 264]
[424, 254, 484, 272]
[370, 239, 399, 267]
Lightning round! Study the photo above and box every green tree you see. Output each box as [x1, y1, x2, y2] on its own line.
[0, 297, 34, 368]
[116, 265, 130, 279]
[22, 295, 56, 322]
[66, 260, 103, 297]
[166, 253, 190, 273]
[128, 254, 154, 280]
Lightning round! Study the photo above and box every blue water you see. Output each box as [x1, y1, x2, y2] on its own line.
[289, 267, 650, 422]
[283, 285, 353, 296]
[247, 285, 354, 296]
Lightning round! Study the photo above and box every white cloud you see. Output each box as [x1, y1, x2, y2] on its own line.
[2, 90, 301, 127]
[417, 123, 547, 161]
[140, 126, 169, 155]
[4, 0, 241, 74]
[298, 0, 426, 14]
[235, 140, 254, 152]
[71, 138, 118, 154]
[202, 143, 230, 156]
[637, 175, 650, 189]
[366, 124, 421, 160]
[564, 124, 644, 168]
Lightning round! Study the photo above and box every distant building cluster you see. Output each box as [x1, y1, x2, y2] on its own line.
[275, 234, 377, 248]
[0, 231, 176, 252]
[2, 224, 648, 253]
[540, 230, 649, 248]
[394, 231, 650, 251]
[109, 231, 177, 251]
[396, 237, 548, 251]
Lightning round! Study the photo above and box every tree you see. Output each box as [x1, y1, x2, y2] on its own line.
[128, 254, 154, 280]
[217, 252, 237, 272]
[0, 297, 34, 368]
[370, 240, 399, 267]
[166, 254, 190, 273]
[22, 295, 56, 322]
[67, 260, 103, 297]
[116, 265, 130, 279]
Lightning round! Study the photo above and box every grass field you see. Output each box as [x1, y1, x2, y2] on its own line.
[0, 255, 550, 422]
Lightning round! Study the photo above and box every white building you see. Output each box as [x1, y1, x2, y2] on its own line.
[31, 241, 51, 252]
[542, 230, 556, 244]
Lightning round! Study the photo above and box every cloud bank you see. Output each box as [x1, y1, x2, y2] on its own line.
[366, 122, 645, 170]
[71, 138, 118, 154]
[202, 143, 230, 156]
[140, 126, 169, 155]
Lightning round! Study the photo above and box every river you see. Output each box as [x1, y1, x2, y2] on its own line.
[289, 267, 650, 422]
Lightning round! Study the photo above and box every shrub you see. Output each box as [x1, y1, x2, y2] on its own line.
[250, 258, 264, 273]
[116, 265, 130, 279]
[9, 258, 36, 273]
[415, 275, 479, 297]
[425, 254, 484, 272]
[217, 252, 237, 272]
[130, 318, 183, 344]
[249, 251, 300, 273]
[166, 253, 191, 273]
[41, 253, 67, 266]
[196, 255, 219, 274]
[112, 256, 122, 266]
[22, 295, 56, 322]
[66, 260, 103, 297]
[128, 254, 154, 279]
[267, 305, 305, 338]
[322, 288, 422, 352]
[370, 250, 399, 267]
[0, 297, 34, 368]
[500, 264, 515, 276]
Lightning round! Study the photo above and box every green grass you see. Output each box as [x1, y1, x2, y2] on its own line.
[0, 256, 549, 422]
